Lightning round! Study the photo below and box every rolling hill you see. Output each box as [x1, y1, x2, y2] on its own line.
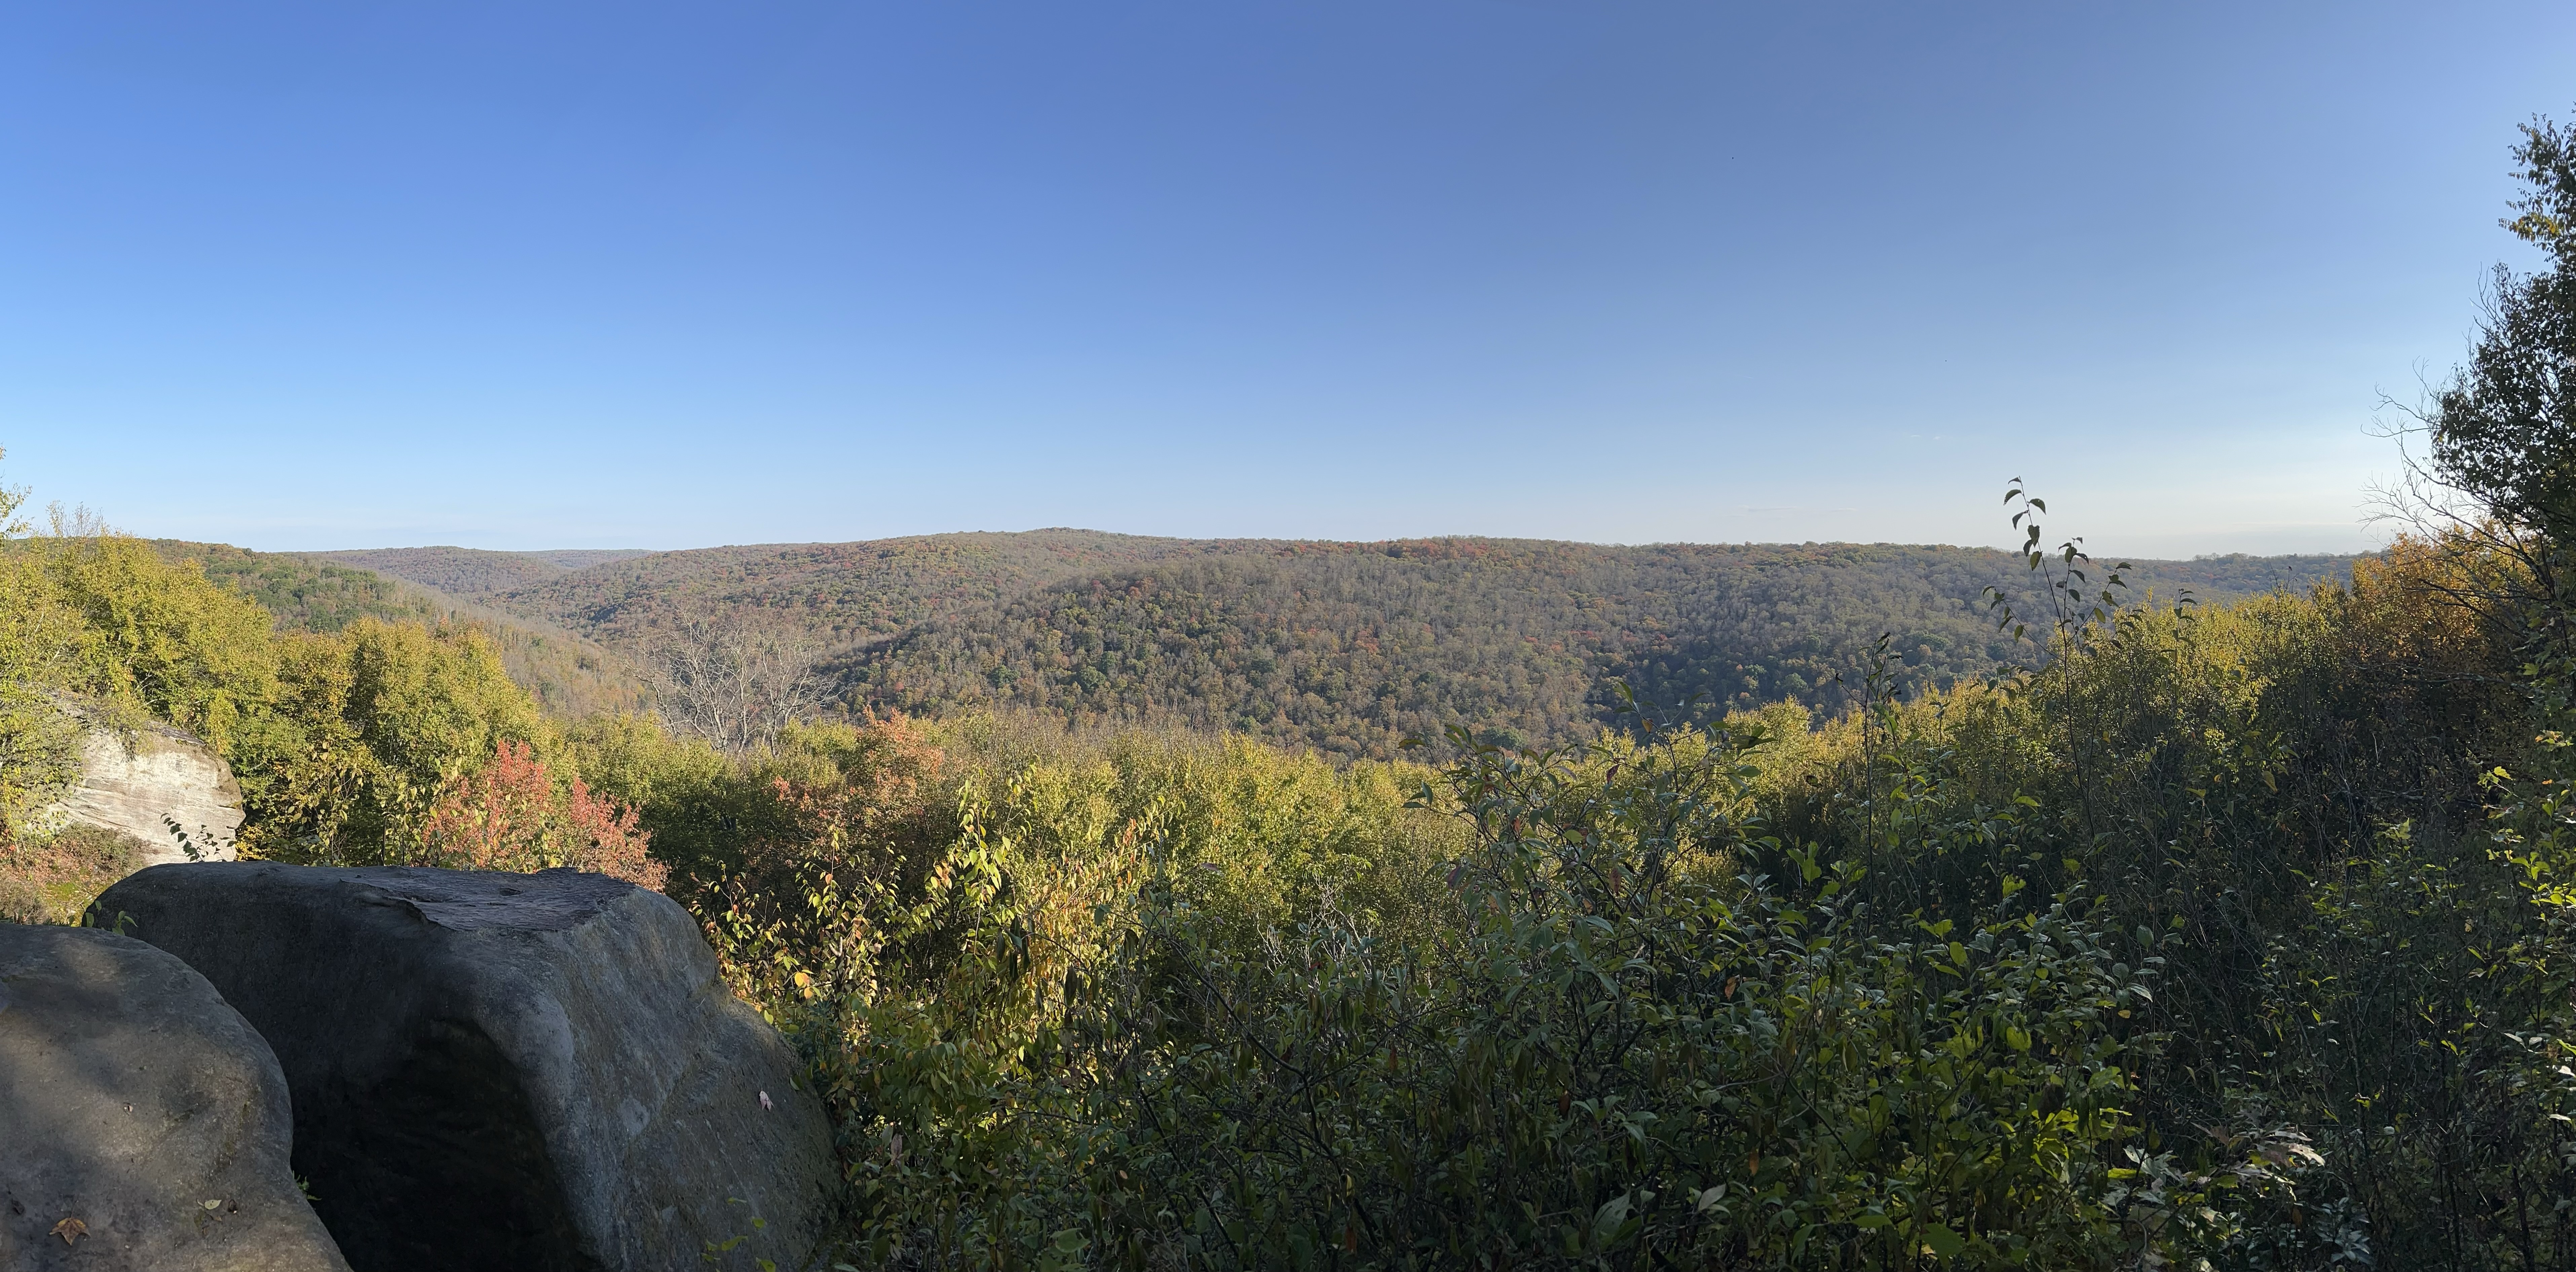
[315, 546, 653, 597]
[150, 542, 651, 717]
[332, 531, 1273, 647]
[830, 539, 2358, 757]
[317, 529, 2355, 758]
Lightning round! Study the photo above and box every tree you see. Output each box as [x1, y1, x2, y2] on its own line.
[2432, 113, 2576, 552]
[647, 614, 825, 756]
[0, 445, 27, 538]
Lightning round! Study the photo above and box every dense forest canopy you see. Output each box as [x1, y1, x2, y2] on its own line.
[337, 530, 1248, 647]
[836, 539, 2355, 757]
[321, 531, 2350, 757]
[315, 545, 653, 596]
[138, 540, 648, 718]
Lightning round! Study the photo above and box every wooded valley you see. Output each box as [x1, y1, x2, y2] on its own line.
[9, 112, 2576, 1272]
[311, 531, 2351, 757]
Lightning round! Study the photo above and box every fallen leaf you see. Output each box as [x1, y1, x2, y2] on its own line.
[52, 1217, 86, 1245]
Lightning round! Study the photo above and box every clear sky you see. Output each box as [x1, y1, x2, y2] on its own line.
[3, 2, 2569, 556]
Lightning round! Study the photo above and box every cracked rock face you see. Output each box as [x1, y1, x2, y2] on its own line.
[40, 718, 244, 867]
[0, 923, 351, 1272]
[92, 864, 837, 1272]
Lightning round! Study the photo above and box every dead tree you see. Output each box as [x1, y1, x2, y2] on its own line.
[646, 614, 826, 755]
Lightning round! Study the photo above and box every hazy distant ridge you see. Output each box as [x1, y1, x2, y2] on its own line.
[306, 530, 2355, 757]
[316, 546, 652, 597]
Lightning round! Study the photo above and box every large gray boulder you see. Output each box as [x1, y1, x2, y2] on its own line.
[93, 864, 838, 1272]
[0, 923, 351, 1272]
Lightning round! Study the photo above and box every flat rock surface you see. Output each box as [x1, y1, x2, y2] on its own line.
[94, 864, 837, 1272]
[0, 923, 350, 1272]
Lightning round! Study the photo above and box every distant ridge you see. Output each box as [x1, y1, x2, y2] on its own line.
[308, 529, 2361, 758]
[522, 549, 656, 570]
[315, 546, 650, 596]
[334, 530, 1270, 646]
[829, 537, 2361, 757]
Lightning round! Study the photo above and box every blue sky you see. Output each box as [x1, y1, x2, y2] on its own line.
[2, 1, 2569, 556]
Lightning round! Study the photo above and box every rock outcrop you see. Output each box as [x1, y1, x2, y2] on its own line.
[0, 923, 351, 1272]
[93, 863, 838, 1272]
[45, 717, 244, 866]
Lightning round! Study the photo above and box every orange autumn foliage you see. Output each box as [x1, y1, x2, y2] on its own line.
[416, 740, 666, 891]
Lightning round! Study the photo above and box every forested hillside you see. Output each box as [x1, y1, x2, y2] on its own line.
[156, 539, 432, 632]
[316, 545, 653, 596]
[349, 530, 1259, 647]
[16, 103, 2576, 1272]
[388, 586, 648, 717]
[147, 541, 650, 716]
[333, 529, 2351, 757]
[836, 539, 2353, 757]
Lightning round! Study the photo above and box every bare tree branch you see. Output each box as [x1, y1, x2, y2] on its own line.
[646, 614, 826, 755]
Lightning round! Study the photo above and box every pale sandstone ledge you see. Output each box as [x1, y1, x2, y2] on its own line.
[38, 716, 243, 866]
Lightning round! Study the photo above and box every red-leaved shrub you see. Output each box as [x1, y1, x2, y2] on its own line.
[416, 740, 666, 891]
